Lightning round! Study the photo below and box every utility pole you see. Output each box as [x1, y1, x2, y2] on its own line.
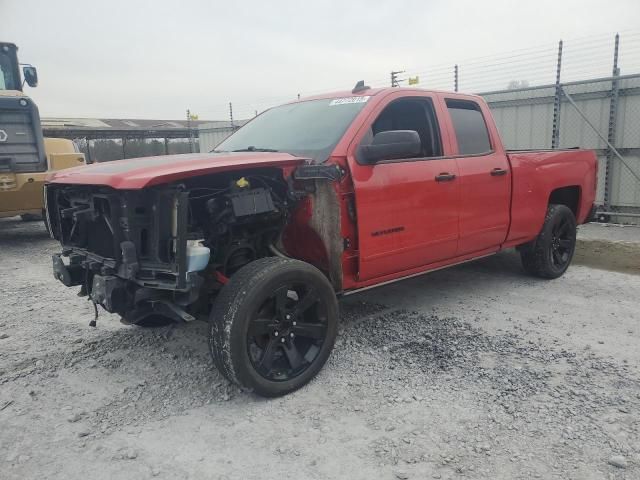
[186, 109, 194, 153]
[390, 70, 405, 87]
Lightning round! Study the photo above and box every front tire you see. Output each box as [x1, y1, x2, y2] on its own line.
[209, 257, 338, 397]
[520, 204, 577, 279]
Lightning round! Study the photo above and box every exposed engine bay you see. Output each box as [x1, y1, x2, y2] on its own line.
[46, 168, 297, 324]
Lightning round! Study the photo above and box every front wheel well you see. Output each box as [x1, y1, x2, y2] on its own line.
[548, 186, 580, 218]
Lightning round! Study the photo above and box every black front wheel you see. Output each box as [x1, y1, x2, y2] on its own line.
[209, 257, 338, 397]
[520, 204, 577, 279]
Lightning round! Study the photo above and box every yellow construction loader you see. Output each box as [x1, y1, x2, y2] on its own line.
[0, 42, 85, 222]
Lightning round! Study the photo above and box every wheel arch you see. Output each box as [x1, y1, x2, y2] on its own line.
[548, 185, 581, 218]
[282, 181, 343, 291]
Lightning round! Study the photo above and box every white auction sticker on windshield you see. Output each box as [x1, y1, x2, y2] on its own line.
[329, 96, 370, 106]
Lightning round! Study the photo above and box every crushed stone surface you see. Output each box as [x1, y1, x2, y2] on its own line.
[1, 217, 639, 479]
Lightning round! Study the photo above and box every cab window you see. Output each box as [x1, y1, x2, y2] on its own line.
[445, 99, 492, 155]
[363, 97, 443, 159]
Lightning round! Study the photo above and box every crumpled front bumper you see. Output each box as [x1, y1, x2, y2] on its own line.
[52, 254, 128, 313]
[52, 253, 198, 322]
[52, 254, 85, 287]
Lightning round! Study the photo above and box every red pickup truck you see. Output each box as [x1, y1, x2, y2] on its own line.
[46, 84, 597, 397]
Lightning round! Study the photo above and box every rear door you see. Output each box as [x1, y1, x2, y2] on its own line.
[347, 92, 460, 281]
[444, 98, 511, 255]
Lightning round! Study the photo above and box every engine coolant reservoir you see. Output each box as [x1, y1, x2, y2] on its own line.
[186, 241, 211, 272]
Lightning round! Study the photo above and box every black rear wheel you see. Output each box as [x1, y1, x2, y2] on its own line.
[520, 204, 577, 279]
[210, 257, 338, 397]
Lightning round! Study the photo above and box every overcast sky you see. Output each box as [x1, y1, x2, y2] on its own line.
[2, 0, 639, 120]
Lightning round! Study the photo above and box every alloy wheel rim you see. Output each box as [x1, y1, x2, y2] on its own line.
[247, 284, 327, 381]
[549, 217, 573, 268]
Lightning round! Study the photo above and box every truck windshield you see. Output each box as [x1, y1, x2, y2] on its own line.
[0, 51, 19, 91]
[215, 97, 370, 163]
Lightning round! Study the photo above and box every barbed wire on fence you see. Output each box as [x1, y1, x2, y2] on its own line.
[199, 30, 640, 120]
[197, 31, 640, 223]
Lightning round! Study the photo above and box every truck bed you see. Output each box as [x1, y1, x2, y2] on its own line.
[505, 149, 598, 246]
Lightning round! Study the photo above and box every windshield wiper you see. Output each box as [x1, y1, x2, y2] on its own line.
[232, 146, 279, 152]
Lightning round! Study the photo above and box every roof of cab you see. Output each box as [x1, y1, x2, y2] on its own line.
[297, 86, 485, 103]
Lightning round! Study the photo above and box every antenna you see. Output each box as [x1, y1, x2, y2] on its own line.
[352, 80, 370, 94]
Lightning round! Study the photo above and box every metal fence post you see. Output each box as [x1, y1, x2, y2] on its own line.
[85, 137, 92, 163]
[604, 33, 621, 209]
[187, 109, 194, 153]
[454, 64, 458, 92]
[551, 40, 563, 148]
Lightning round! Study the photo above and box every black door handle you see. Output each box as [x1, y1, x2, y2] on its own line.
[435, 173, 456, 182]
[490, 168, 508, 176]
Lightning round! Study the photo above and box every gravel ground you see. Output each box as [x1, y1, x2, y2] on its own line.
[575, 223, 640, 276]
[1, 217, 639, 480]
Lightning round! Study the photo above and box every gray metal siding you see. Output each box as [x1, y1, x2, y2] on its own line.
[483, 75, 640, 219]
[198, 127, 236, 153]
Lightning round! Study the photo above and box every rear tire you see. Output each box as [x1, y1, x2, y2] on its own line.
[520, 204, 577, 279]
[209, 257, 338, 397]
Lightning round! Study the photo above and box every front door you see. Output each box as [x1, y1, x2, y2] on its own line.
[348, 95, 460, 281]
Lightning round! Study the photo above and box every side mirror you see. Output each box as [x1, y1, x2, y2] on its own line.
[23, 66, 38, 88]
[359, 130, 421, 164]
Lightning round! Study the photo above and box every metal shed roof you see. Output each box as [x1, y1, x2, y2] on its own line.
[41, 117, 214, 139]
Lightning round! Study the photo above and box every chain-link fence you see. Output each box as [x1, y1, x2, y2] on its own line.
[482, 70, 640, 224]
[399, 32, 640, 223]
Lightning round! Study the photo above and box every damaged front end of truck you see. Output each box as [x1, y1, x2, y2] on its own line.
[46, 164, 315, 325]
[44, 90, 372, 396]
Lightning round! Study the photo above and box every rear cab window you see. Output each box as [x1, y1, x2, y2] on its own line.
[445, 99, 492, 155]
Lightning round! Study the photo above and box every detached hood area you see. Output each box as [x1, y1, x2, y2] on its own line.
[46, 152, 308, 189]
